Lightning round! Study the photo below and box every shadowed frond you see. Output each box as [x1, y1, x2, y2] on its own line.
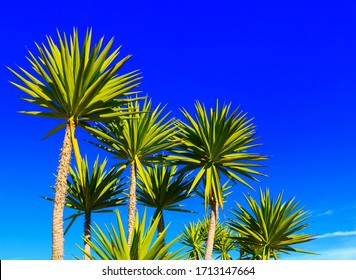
[42, 155, 126, 234]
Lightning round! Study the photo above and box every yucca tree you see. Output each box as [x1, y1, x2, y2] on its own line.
[213, 223, 237, 260]
[80, 210, 184, 260]
[137, 165, 194, 235]
[8, 29, 141, 259]
[43, 155, 126, 259]
[229, 188, 315, 260]
[179, 219, 206, 260]
[180, 218, 236, 260]
[86, 99, 177, 248]
[170, 100, 267, 259]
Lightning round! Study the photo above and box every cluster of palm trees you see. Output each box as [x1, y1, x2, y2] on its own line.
[9, 28, 314, 260]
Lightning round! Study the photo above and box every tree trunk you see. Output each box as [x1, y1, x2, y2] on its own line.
[52, 121, 75, 260]
[127, 161, 137, 249]
[83, 212, 91, 260]
[157, 211, 165, 236]
[204, 198, 218, 260]
[157, 211, 166, 246]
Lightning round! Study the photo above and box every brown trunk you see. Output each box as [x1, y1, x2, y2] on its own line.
[83, 212, 91, 260]
[157, 211, 166, 250]
[127, 162, 137, 249]
[204, 198, 218, 260]
[157, 212, 164, 236]
[52, 121, 75, 260]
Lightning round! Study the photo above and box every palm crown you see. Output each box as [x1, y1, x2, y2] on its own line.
[9, 29, 141, 129]
[229, 188, 315, 260]
[170, 100, 267, 209]
[137, 165, 194, 234]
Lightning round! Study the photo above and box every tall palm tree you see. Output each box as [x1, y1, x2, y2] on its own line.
[80, 210, 184, 260]
[169, 100, 267, 259]
[85, 99, 177, 248]
[8, 29, 141, 259]
[228, 188, 315, 260]
[137, 164, 194, 235]
[43, 155, 126, 259]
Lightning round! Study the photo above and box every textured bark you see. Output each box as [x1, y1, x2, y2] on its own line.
[127, 162, 137, 249]
[52, 122, 75, 260]
[204, 199, 218, 260]
[83, 212, 91, 260]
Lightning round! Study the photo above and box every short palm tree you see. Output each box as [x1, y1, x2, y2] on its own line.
[180, 218, 236, 260]
[179, 219, 206, 260]
[81, 210, 184, 260]
[229, 188, 315, 260]
[9, 29, 141, 259]
[213, 223, 237, 260]
[43, 155, 126, 259]
[86, 99, 177, 248]
[170, 100, 267, 259]
[137, 165, 194, 235]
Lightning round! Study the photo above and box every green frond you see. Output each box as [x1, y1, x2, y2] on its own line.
[9, 28, 142, 137]
[137, 164, 194, 214]
[87, 98, 178, 164]
[169, 99, 267, 209]
[43, 155, 126, 234]
[229, 187, 315, 260]
[79, 210, 184, 260]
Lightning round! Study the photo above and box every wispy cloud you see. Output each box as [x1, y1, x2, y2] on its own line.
[313, 203, 356, 217]
[286, 247, 356, 260]
[317, 230, 356, 239]
[317, 209, 334, 216]
[309, 208, 334, 217]
[313, 247, 356, 260]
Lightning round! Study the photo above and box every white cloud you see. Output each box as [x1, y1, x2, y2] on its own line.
[316, 209, 334, 216]
[312, 247, 356, 260]
[317, 231, 356, 239]
[282, 246, 356, 260]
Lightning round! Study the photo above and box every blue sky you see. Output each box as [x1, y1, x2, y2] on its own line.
[1, 0, 356, 260]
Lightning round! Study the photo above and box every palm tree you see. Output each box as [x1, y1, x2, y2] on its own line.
[169, 100, 267, 259]
[228, 187, 315, 260]
[179, 218, 236, 260]
[43, 155, 126, 259]
[8, 29, 141, 259]
[179, 219, 206, 260]
[80, 210, 184, 260]
[85, 99, 177, 248]
[213, 223, 237, 260]
[137, 164, 194, 235]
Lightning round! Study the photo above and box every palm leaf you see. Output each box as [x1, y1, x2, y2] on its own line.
[229, 187, 315, 260]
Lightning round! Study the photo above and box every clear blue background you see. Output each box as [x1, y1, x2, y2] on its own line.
[1, 0, 356, 259]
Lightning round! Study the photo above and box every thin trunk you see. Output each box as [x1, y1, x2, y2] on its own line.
[127, 162, 137, 249]
[157, 212, 165, 236]
[83, 212, 91, 260]
[157, 210, 165, 246]
[52, 121, 75, 260]
[204, 198, 218, 260]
